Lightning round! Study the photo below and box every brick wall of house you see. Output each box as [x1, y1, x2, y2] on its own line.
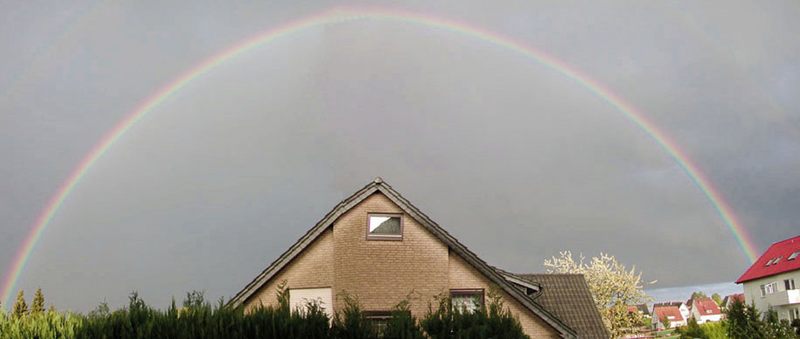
[241, 191, 562, 337]
[333, 192, 450, 317]
[448, 253, 561, 338]
[243, 228, 335, 312]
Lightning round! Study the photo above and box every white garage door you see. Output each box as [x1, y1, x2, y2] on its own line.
[289, 287, 333, 318]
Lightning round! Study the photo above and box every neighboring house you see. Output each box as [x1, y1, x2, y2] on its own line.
[228, 178, 609, 338]
[720, 293, 745, 311]
[736, 235, 800, 322]
[653, 301, 690, 322]
[626, 304, 651, 320]
[686, 297, 722, 323]
[652, 304, 686, 329]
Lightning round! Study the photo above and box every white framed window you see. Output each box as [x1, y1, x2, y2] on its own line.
[791, 308, 800, 321]
[765, 282, 777, 295]
[451, 289, 484, 313]
[366, 213, 403, 240]
[785, 279, 796, 290]
[761, 284, 767, 297]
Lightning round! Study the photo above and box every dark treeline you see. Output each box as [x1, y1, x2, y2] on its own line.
[0, 284, 529, 339]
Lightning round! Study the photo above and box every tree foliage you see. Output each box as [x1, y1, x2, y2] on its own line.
[726, 298, 762, 339]
[1, 286, 534, 338]
[660, 315, 671, 330]
[419, 287, 529, 339]
[11, 290, 28, 318]
[675, 319, 726, 339]
[31, 288, 46, 315]
[711, 293, 722, 306]
[544, 251, 648, 337]
[724, 298, 798, 339]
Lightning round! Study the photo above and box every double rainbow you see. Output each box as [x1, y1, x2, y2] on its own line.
[1, 7, 759, 308]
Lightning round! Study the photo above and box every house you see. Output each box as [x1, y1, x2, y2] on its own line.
[625, 304, 651, 320]
[652, 301, 690, 322]
[686, 297, 722, 323]
[720, 293, 744, 311]
[515, 273, 611, 338]
[651, 304, 686, 329]
[228, 178, 609, 338]
[736, 235, 800, 322]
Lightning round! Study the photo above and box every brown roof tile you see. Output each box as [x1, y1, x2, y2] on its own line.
[516, 273, 610, 339]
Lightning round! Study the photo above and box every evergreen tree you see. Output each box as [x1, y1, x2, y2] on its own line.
[11, 290, 28, 318]
[30, 288, 45, 314]
[726, 299, 763, 339]
[679, 318, 707, 339]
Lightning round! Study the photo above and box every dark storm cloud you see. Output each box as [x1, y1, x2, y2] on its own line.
[1, 1, 798, 311]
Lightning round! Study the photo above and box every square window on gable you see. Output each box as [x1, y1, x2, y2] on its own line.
[367, 214, 403, 240]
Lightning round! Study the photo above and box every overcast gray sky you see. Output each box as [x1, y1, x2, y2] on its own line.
[1, 1, 798, 311]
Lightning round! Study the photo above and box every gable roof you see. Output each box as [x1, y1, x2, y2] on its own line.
[227, 178, 577, 338]
[689, 297, 721, 316]
[736, 235, 800, 283]
[515, 273, 610, 339]
[652, 305, 684, 322]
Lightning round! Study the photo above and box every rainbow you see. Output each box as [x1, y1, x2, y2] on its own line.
[1, 7, 759, 308]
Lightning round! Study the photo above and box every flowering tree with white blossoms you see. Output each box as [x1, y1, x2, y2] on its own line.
[544, 251, 650, 338]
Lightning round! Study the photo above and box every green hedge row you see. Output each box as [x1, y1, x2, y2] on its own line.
[0, 286, 529, 339]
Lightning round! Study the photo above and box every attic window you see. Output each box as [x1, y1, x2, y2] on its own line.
[789, 251, 799, 261]
[367, 214, 403, 240]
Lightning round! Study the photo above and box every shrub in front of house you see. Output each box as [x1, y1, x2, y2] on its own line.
[420, 289, 529, 339]
[1, 286, 531, 338]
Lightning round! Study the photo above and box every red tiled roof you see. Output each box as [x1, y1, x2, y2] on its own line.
[736, 235, 800, 283]
[691, 297, 721, 316]
[653, 306, 684, 322]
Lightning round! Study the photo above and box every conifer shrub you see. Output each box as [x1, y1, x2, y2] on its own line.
[382, 299, 425, 339]
[420, 288, 529, 339]
[330, 292, 376, 339]
[1, 285, 539, 338]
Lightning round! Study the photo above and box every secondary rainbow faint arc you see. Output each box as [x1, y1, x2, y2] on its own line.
[1, 7, 759, 307]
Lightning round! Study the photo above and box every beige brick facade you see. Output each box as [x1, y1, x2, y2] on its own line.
[244, 228, 334, 312]
[449, 253, 561, 338]
[241, 191, 561, 337]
